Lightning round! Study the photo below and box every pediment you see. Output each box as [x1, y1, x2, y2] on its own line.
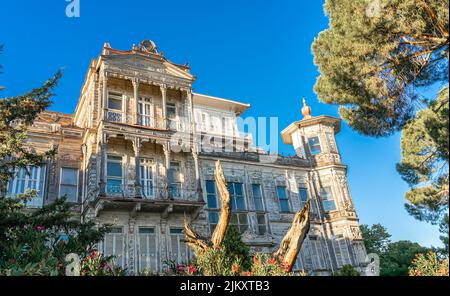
[105, 54, 194, 81]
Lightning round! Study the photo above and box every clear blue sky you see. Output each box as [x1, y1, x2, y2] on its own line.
[0, 0, 443, 247]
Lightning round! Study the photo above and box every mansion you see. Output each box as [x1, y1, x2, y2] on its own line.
[6, 40, 368, 275]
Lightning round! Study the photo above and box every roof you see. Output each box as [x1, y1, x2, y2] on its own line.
[193, 93, 251, 115]
[281, 115, 341, 144]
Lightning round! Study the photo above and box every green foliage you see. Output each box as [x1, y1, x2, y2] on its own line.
[360, 224, 391, 254]
[223, 225, 251, 269]
[380, 240, 429, 276]
[245, 254, 293, 276]
[332, 264, 360, 276]
[163, 258, 199, 276]
[408, 251, 449, 276]
[80, 251, 127, 276]
[397, 87, 449, 253]
[312, 0, 448, 136]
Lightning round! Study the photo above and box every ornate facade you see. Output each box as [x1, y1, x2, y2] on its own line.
[8, 40, 367, 275]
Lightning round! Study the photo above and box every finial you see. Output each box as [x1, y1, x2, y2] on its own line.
[301, 98, 312, 119]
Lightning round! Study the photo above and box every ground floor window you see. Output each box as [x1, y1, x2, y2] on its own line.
[137, 227, 158, 273]
[332, 234, 352, 268]
[169, 228, 191, 264]
[7, 165, 46, 208]
[102, 227, 125, 267]
[256, 213, 267, 235]
[230, 212, 248, 233]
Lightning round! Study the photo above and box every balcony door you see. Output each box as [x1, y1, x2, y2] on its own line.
[140, 159, 154, 198]
[138, 98, 154, 127]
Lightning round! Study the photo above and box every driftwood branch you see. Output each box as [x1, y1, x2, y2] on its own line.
[184, 160, 231, 251]
[210, 160, 231, 249]
[184, 160, 311, 273]
[273, 200, 311, 272]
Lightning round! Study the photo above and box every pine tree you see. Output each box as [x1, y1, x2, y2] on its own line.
[312, 0, 448, 136]
[0, 46, 108, 275]
[223, 226, 251, 269]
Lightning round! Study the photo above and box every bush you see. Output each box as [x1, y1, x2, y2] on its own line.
[408, 251, 449, 276]
[333, 264, 360, 276]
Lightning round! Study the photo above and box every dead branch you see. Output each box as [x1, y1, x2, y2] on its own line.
[273, 200, 311, 272]
[211, 160, 231, 249]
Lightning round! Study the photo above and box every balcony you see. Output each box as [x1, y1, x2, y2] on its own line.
[105, 110, 186, 132]
[90, 183, 205, 217]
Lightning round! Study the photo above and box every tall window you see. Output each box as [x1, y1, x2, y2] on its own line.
[309, 236, 326, 270]
[108, 92, 122, 110]
[59, 168, 79, 203]
[103, 227, 125, 267]
[308, 136, 322, 155]
[252, 184, 267, 235]
[228, 182, 246, 210]
[332, 234, 352, 268]
[299, 187, 308, 209]
[137, 227, 158, 273]
[321, 187, 336, 212]
[106, 155, 123, 193]
[166, 103, 177, 129]
[206, 180, 217, 209]
[7, 165, 46, 208]
[169, 228, 191, 264]
[140, 159, 154, 198]
[138, 98, 154, 127]
[168, 162, 181, 198]
[276, 186, 291, 213]
[230, 213, 248, 233]
[251, 184, 264, 211]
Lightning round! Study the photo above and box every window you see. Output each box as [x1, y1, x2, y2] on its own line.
[308, 136, 322, 155]
[230, 213, 248, 233]
[309, 236, 326, 270]
[140, 159, 154, 198]
[256, 213, 267, 235]
[321, 187, 336, 212]
[333, 234, 352, 268]
[108, 92, 122, 110]
[206, 180, 217, 209]
[106, 155, 123, 193]
[59, 168, 79, 202]
[299, 187, 308, 209]
[252, 184, 265, 211]
[103, 227, 125, 267]
[168, 162, 181, 198]
[228, 182, 246, 210]
[208, 212, 219, 233]
[7, 165, 46, 208]
[167, 103, 177, 129]
[169, 228, 191, 264]
[137, 227, 158, 273]
[138, 98, 154, 127]
[276, 186, 290, 212]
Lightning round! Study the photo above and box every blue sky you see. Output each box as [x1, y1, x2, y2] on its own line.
[0, 0, 443, 247]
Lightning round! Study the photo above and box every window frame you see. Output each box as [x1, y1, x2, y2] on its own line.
[276, 185, 291, 213]
[59, 167, 79, 203]
[108, 92, 123, 111]
[298, 186, 309, 209]
[228, 182, 247, 211]
[169, 228, 192, 264]
[321, 186, 337, 212]
[140, 158, 155, 198]
[7, 165, 47, 208]
[106, 154, 123, 193]
[307, 136, 322, 155]
[137, 226, 159, 273]
[251, 183, 265, 212]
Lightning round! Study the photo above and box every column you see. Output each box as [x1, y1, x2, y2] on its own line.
[184, 89, 195, 133]
[192, 147, 201, 197]
[133, 137, 142, 198]
[98, 134, 108, 196]
[160, 84, 167, 129]
[162, 142, 171, 199]
[132, 78, 140, 125]
[102, 72, 109, 121]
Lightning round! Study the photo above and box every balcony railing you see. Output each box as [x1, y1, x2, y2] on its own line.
[102, 183, 199, 201]
[138, 115, 165, 129]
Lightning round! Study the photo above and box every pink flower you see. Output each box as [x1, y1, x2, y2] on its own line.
[188, 264, 197, 274]
[268, 257, 277, 265]
[35, 226, 45, 231]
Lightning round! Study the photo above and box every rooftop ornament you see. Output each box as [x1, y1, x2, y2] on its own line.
[301, 98, 312, 119]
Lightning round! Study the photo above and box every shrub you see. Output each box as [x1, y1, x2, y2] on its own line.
[333, 264, 360, 276]
[408, 251, 449, 276]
